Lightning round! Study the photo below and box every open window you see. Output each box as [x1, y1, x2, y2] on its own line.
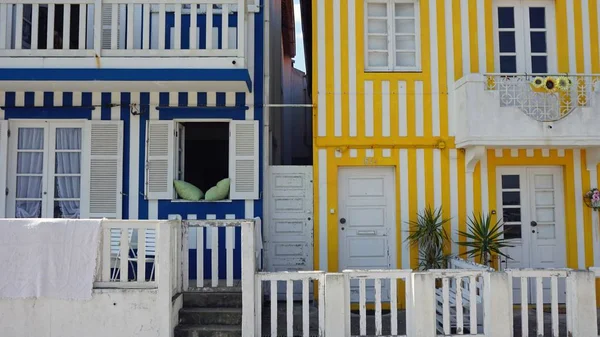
[145, 120, 259, 201]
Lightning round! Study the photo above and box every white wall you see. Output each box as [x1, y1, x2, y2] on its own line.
[0, 289, 161, 337]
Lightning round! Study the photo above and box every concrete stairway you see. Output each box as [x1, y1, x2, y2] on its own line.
[174, 288, 243, 337]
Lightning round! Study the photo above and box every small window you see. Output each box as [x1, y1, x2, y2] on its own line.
[365, 0, 421, 72]
[177, 122, 229, 196]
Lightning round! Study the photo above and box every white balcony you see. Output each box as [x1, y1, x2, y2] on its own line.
[0, 0, 252, 92]
[454, 73, 600, 148]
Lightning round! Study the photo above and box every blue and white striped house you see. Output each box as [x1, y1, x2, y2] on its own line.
[0, 0, 270, 281]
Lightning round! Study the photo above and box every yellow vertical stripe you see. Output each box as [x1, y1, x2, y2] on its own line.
[340, 0, 349, 137]
[564, 150, 578, 269]
[468, 0, 479, 73]
[555, 0, 570, 72]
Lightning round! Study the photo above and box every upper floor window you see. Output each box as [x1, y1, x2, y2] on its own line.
[365, 0, 421, 72]
[494, 0, 556, 74]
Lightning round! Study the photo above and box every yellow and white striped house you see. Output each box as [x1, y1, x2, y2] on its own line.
[301, 0, 600, 289]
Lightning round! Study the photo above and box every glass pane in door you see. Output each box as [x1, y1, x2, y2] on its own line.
[15, 127, 44, 218]
[53, 127, 82, 219]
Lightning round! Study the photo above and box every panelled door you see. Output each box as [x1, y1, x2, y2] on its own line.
[338, 167, 396, 302]
[265, 166, 313, 300]
[497, 167, 566, 304]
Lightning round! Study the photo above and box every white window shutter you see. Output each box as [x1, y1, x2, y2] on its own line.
[84, 121, 124, 219]
[146, 120, 175, 200]
[101, 4, 121, 49]
[0, 120, 8, 217]
[229, 120, 259, 200]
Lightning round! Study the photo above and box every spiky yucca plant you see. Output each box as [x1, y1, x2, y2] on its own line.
[405, 206, 450, 270]
[457, 212, 514, 266]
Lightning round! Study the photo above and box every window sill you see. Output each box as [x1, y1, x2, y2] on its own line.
[171, 199, 233, 203]
[364, 69, 423, 73]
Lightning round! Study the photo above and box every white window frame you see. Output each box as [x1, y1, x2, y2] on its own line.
[6, 119, 87, 218]
[364, 0, 421, 72]
[492, 0, 557, 74]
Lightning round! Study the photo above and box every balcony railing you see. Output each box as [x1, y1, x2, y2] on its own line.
[484, 73, 600, 122]
[0, 0, 245, 59]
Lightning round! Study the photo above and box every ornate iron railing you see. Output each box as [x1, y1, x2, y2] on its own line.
[484, 73, 600, 122]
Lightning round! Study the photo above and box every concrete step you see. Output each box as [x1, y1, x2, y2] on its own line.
[174, 324, 242, 337]
[180, 308, 243, 325]
[183, 292, 242, 308]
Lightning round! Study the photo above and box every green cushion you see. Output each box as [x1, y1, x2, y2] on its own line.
[173, 180, 203, 201]
[205, 178, 230, 201]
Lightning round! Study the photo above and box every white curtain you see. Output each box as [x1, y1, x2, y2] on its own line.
[55, 128, 81, 219]
[15, 128, 44, 218]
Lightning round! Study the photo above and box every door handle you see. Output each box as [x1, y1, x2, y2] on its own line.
[530, 221, 537, 227]
[340, 218, 346, 224]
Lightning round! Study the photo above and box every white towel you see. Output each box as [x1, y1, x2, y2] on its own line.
[0, 219, 102, 300]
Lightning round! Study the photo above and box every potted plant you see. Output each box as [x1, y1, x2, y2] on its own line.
[405, 206, 451, 270]
[456, 212, 513, 267]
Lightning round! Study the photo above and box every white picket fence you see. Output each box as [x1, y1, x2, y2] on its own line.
[247, 269, 599, 337]
[181, 219, 257, 290]
[0, 0, 246, 57]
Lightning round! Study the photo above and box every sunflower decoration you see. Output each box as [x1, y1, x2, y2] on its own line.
[556, 76, 571, 92]
[530, 76, 545, 92]
[544, 77, 557, 92]
[532, 77, 544, 88]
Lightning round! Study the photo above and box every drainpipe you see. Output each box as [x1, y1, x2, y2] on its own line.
[262, 0, 270, 273]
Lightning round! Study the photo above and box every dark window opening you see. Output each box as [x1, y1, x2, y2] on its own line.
[180, 122, 229, 195]
[20, 4, 84, 50]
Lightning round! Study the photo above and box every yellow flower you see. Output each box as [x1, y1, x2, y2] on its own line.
[531, 77, 544, 88]
[544, 77, 557, 92]
[556, 76, 571, 92]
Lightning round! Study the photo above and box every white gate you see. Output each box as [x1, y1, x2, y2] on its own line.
[265, 166, 314, 299]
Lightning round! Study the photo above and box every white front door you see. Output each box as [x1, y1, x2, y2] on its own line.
[496, 167, 566, 304]
[338, 167, 396, 301]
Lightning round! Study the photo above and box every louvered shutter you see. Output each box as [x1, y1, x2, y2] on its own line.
[229, 120, 259, 200]
[84, 121, 124, 219]
[101, 4, 121, 49]
[145, 121, 175, 200]
[0, 121, 8, 217]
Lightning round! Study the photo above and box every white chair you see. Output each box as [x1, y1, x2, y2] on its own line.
[110, 229, 156, 281]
